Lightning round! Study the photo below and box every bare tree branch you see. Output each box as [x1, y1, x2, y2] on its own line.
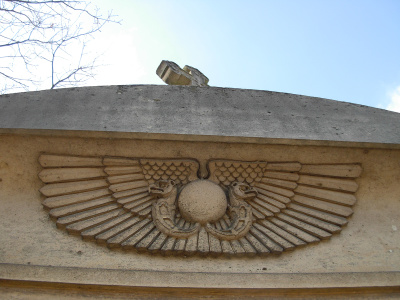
[0, 0, 119, 93]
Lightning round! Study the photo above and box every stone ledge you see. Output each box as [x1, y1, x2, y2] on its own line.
[1, 263, 399, 289]
[2, 128, 400, 150]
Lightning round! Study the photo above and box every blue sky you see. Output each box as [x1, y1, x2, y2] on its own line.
[62, 1, 400, 112]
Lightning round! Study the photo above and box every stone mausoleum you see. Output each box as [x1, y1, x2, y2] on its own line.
[0, 63, 399, 298]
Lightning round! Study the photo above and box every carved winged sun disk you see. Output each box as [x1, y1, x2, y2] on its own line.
[205, 182, 257, 240]
[38, 154, 362, 257]
[150, 180, 200, 238]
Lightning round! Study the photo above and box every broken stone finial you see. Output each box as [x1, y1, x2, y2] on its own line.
[156, 60, 209, 87]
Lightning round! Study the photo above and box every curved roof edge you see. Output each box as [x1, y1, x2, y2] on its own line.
[1, 85, 399, 146]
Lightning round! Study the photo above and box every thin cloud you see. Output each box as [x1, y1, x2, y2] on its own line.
[386, 86, 400, 113]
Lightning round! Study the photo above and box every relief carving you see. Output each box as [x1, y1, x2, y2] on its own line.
[38, 154, 362, 256]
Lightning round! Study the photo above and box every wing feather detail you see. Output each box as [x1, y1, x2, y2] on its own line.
[104, 158, 200, 217]
[109, 180, 148, 193]
[39, 167, 106, 183]
[40, 179, 109, 197]
[282, 209, 342, 233]
[205, 160, 362, 256]
[107, 174, 144, 184]
[259, 219, 306, 247]
[38, 154, 204, 253]
[81, 212, 132, 241]
[287, 203, 348, 226]
[95, 215, 144, 246]
[264, 171, 299, 181]
[108, 217, 151, 248]
[267, 162, 301, 172]
[66, 208, 124, 236]
[249, 201, 275, 217]
[298, 175, 358, 192]
[105, 166, 142, 176]
[121, 222, 158, 249]
[56, 203, 120, 229]
[42, 188, 111, 209]
[49, 196, 114, 220]
[148, 232, 169, 253]
[38, 154, 361, 256]
[103, 157, 147, 217]
[292, 195, 354, 217]
[299, 164, 362, 178]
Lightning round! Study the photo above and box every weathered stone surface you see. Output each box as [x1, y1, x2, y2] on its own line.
[156, 60, 209, 86]
[178, 180, 227, 224]
[1, 134, 399, 283]
[34, 154, 362, 255]
[0, 85, 399, 147]
[1, 85, 400, 297]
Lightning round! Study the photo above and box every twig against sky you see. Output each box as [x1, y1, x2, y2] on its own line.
[0, 0, 119, 93]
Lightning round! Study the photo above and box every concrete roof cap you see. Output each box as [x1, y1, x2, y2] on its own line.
[1, 85, 399, 147]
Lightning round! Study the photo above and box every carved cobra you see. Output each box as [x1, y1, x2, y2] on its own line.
[150, 180, 200, 238]
[205, 182, 257, 240]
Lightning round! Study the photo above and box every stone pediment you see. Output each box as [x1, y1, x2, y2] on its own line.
[0, 85, 399, 298]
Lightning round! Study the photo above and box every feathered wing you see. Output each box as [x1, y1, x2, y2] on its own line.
[38, 154, 362, 256]
[38, 154, 199, 251]
[207, 160, 362, 255]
